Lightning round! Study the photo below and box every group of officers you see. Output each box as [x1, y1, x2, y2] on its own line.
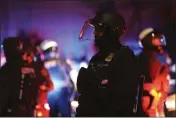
[0, 10, 173, 117]
[76, 11, 171, 117]
[0, 34, 75, 116]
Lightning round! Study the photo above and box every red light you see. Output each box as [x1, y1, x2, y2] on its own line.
[37, 111, 43, 117]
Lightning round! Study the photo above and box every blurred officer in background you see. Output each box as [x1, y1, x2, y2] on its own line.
[138, 27, 171, 117]
[40, 40, 74, 117]
[0, 37, 52, 117]
[22, 42, 54, 117]
[0, 37, 23, 116]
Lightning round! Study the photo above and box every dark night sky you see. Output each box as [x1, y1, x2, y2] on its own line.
[0, 0, 175, 58]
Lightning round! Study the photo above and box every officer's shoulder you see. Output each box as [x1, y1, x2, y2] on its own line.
[119, 45, 132, 52]
[114, 45, 135, 58]
[89, 52, 100, 62]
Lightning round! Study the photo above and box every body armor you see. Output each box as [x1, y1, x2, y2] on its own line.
[76, 46, 140, 117]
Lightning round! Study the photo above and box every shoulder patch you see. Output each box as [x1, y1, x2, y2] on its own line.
[105, 53, 115, 62]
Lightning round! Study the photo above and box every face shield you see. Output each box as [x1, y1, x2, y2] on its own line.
[79, 18, 109, 41]
[78, 20, 95, 41]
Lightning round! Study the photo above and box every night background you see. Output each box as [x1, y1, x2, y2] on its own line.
[0, 0, 175, 59]
[0, 0, 175, 117]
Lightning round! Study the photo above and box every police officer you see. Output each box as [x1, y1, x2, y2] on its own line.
[0, 37, 23, 116]
[22, 43, 53, 117]
[0, 37, 26, 115]
[138, 28, 170, 117]
[76, 11, 140, 117]
[0, 37, 48, 117]
[40, 40, 74, 117]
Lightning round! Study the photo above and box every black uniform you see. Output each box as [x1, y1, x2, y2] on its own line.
[76, 46, 139, 116]
[0, 37, 44, 117]
[76, 11, 140, 117]
[0, 37, 23, 116]
[0, 61, 44, 117]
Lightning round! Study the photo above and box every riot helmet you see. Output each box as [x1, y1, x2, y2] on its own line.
[138, 27, 166, 52]
[40, 40, 59, 62]
[79, 12, 127, 51]
[79, 12, 127, 40]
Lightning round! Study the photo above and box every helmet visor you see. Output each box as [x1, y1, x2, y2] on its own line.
[78, 20, 95, 40]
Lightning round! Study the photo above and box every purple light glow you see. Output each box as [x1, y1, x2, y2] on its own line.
[1, 0, 163, 59]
